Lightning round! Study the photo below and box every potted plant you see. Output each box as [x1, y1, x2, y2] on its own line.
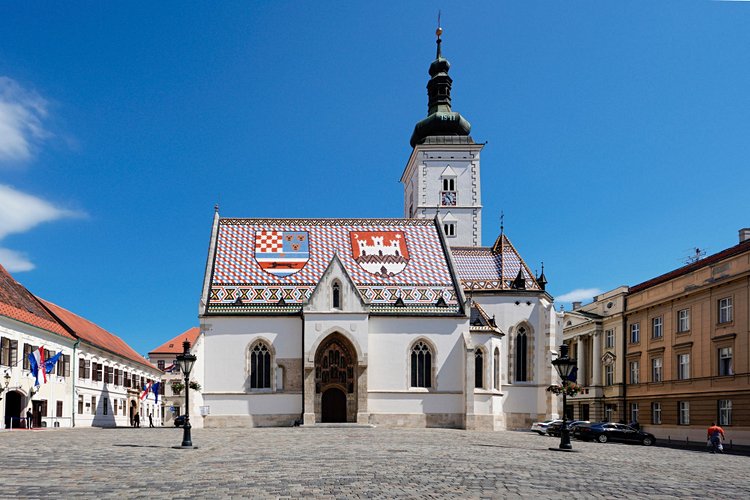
[170, 380, 184, 395]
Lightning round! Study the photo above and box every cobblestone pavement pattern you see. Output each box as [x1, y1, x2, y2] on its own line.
[1, 427, 749, 498]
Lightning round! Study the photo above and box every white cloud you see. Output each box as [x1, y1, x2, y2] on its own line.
[556, 288, 602, 304]
[0, 184, 84, 272]
[0, 76, 49, 163]
[0, 248, 35, 272]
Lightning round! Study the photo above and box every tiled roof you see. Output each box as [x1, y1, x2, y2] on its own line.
[41, 299, 156, 371]
[149, 327, 200, 356]
[207, 218, 461, 314]
[451, 233, 541, 292]
[0, 264, 73, 339]
[629, 239, 750, 294]
[469, 302, 504, 335]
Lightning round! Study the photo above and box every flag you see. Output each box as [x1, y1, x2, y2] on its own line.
[151, 382, 161, 404]
[44, 351, 63, 375]
[140, 381, 152, 401]
[28, 347, 47, 387]
[566, 366, 578, 384]
[163, 362, 176, 373]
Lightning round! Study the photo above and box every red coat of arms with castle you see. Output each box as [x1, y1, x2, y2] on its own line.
[349, 231, 410, 277]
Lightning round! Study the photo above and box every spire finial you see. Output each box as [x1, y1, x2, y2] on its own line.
[500, 211, 504, 235]
[436, 11, 443, 58]
[214, 203, 220, 213]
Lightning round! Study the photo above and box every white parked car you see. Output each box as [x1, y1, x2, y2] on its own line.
[530, 419, 560, 435]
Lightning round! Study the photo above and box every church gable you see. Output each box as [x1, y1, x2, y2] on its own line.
[305, 253, 367, 313]
[206, 218, 462, 314]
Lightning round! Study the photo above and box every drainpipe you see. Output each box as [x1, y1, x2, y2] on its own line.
[621, 296, 628, 424]
[300, 312, 305, 424]
[71, 340, 80, 427]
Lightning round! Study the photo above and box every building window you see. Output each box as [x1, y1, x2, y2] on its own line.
[678, 401, 690, 425]
[629, 361, 639, 384]
[23, 344, 34, 370]
[56, 401, 63, 418]
[677, 309, 690, 332]
[604, 404, 615, 422]
[514, 328, 528, 382]
[157, 360, 165, 370]
[442, 177, 456, 192]
[718, 297, 733, 324]
[91, 396, 97, 415]
[410, 341, 433, 388]
[474, 350, 484, 389]
[0, 337, 18, 367]
[718, 347, 733, 376]
[604, 364, 614, 386]
[652, 316, 663, 339]
[605, 329, 615, 349]
[77, 395, 83, 415]
[332, 282, 341, 309]
[651, 402, 662, 424]
[250, 342, 272, 389]
[718, 400, 732, 426]
[629, 323, 640, 344]
[630, 403, 639, 424]
[651, 357, 663, 382]
[493, 347, 500, 389]
[443, 222, 456, 237]
[677, 353, 690, 380]
[103, 398, 108, 415]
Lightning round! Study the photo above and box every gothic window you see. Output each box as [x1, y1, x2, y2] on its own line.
[250, 342, 272, 389]
[411, 341, 433, 388]
[515, 328, 528, 382]
[332, 281, 341, 309]
[475, 349, 484, 389]
[493, 347, 500, 389]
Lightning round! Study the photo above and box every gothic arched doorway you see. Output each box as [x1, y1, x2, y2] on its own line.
[321, 387, 347, 423]
[4, 391, 22, 429]
[314, 333, 357, 423]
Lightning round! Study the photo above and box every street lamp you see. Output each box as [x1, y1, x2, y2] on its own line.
[0, 371, 10, 400]
[550, 343, 577, 452]
[175, 340, 197, 449]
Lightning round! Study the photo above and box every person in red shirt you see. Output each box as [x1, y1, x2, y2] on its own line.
[707, 423, 725, 453]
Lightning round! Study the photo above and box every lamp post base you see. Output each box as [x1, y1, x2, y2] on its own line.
[172, 445, 199, 449]
[548, 447, 578, 452]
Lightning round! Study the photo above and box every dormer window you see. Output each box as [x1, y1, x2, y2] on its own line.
[444, 222, 456, 237]
[332, 281, 341, 309]
[442, 178, 455, 191]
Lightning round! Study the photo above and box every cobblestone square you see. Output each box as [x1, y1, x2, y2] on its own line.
[1, 427, 748, 498]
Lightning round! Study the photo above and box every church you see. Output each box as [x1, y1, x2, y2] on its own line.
[198, 28, 562, 430]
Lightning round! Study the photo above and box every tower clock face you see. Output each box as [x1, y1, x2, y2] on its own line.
[441, 191, 457, 206]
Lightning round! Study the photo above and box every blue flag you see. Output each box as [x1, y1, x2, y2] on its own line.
[152, 382, 161, 403]
[566, 366, 578, 384]
[44, 351, 63, 375]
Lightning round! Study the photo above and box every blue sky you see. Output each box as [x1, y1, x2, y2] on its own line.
[1, 1, 749, 356]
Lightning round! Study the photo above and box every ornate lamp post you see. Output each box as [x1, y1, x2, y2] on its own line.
[550, 343, 576, 452]
[175, 340, 197, 448]
[0, 371, 10, 400]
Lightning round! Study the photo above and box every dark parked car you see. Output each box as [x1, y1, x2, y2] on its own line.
[546, 420, 589, 437]
[574, 422, 655, 446]
[173, 415, 187, 427]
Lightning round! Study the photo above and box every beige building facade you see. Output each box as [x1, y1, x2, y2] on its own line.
[626, 230, 750, 445]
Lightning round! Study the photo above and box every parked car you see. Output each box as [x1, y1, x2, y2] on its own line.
[173, 415, 187, 427]
[530, 419, 560, 435]
[546, 420, 589, 437]
[574, 422, 656, 446]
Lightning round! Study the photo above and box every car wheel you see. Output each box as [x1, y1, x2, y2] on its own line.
[642, 437, 653, 446]
[536, 431, 545, 435]
[597, 434, 608, 443]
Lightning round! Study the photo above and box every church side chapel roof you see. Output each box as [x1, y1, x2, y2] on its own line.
[451, 233, 542, 292]
[41, 299, 157, 371]
[0, 264, 74, 339]
[469, 301, 503, 335]
[206, 218, 463, 315]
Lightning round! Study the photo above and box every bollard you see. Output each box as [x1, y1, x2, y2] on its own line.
[668, 435, 671, 444]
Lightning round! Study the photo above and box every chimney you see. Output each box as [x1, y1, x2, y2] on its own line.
[740, 228, 750, 243]
[572, 301, 582, 310]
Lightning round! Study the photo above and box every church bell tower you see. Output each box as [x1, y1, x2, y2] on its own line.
[400, 24, 484, 247]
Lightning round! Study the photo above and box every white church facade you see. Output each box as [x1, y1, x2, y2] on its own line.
[198, 29, 562, 430]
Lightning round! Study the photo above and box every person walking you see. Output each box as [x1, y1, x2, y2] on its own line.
[134, 412, 140, 428]
[26, 408, 33, 429]
[148, 413, 154, 428]
[707, 422, 725, 453]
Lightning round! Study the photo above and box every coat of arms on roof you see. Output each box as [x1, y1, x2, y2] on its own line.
[254, 230, 310, 277]
[349, 231, 410, 278]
